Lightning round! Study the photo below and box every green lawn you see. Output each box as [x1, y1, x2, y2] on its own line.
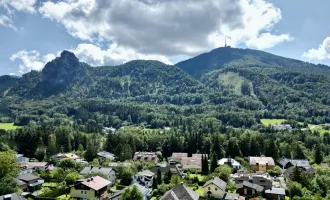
[187, 185, 204, 197]
[55, 194, 70, 200]
[260, 119, 285, 126]
[189, 174, 207, 181]
[42, 182, 59, 188]
[308, 124, 330, 135]
[0, 123, 20, 130]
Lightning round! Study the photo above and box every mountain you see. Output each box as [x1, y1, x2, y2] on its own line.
[0, 75, 19, 96]
[2, 47, 330, 127]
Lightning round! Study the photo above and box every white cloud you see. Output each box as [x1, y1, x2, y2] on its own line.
[70, 43, 172, 66]
[10, 50, 55, 74]
[246, 33, 293, 49]
[302, 37, 330, 61]
[39, 0, 292, 59]
[0, 0, 37, 30]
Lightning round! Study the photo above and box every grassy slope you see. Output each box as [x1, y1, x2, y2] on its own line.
[260, 119, 285, 126]
[0, 123, 20, 130]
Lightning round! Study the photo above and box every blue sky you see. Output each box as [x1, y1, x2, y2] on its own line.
[0, 0, 330, 75]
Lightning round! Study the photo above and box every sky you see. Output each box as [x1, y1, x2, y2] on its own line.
[0, 0, 330, 76]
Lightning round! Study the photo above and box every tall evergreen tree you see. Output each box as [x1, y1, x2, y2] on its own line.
[210, 152, 218, 173]
[314, 143, 323, 164]
[157, 169, 162, 184]
[290, 165, 302, 183]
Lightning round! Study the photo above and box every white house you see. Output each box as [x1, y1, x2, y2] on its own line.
[134, 170, 155, 188]
[80, 166, 116, 185]
[218, 158, 241, 170]
[203, 177, 227, 199]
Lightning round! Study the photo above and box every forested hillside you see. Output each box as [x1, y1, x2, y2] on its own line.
[1, 47, 330, 128]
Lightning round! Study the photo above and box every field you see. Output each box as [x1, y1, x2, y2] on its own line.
[260, 119, 285, 126]
[0, 123, 20, 130]
[308, 124, 330, 135]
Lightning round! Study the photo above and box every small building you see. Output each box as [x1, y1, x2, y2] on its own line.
[222, 193, 245, 200]
[0, 193, 25, 200]
[218, 158, 241, 170]
[168, 153, 188, 164]
[232, 172, 273, 190]
[17, 174, 44, 193]
[134, 170, 155, 187]
[16, 154, 29, 163]
[277, 157, 311, 169]
[202, 177, 227, 199]
[56, 153, 80, 160]
[249, 156, 275, 172]
[181, 154, 208, 171]
[70, 176, 110, 200]
[108, 190, 124, 200]
[265, 188, 286, 200]
[97, 151, 115, 163]
[150, 163, 184, 177]
[161, 183, 200, 200]
[80, 166, 116, 185]
[108, 162, 132, 169]
[109, 183, 151, 200]
[236, 181, 264, 196]
[133, 152, 158, 163]
[272, 124, 292, 131]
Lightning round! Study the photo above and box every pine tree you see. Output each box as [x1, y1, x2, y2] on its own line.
[314, 143, 323, 164]
[290, 165, 302, 183]
[164, 169, 172, 184]
[157, 169, 162, 184]
[210, 152, 218, 173]
[152, 177, 158, 189]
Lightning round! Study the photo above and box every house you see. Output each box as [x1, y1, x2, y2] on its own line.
[134, 170, 155, 187]
[265, 188, 286, 200]
[0, 193, 25, 200]
[203, 177, 227, 199]
[16, 154, 29, 163]
[19, 162, 52, 176]
[161, 183, 200, 200]
[97, 151, 115, 163]
[232, 172, 273, 190]
[283, 165, 315, 180]
[70, 176, 111, 200]
[80, 166, 116, 185]
[181, 154, 208, 170]
[150, 163, 184, 177]
[272, 124, 292, 131]
[108, 162, 132, 169]
[249, 156, 275, 172]
[109, 183, 151, 200]
[56, 153, 80, 160]
[108, 190, 124, 200]
[277, 157, 312, 169]
[218, 158, 241, 170]
[236, 181, 264, 196]
[17, 174, 44, 192]
[222, 193, 245, 200]
[168, 153, 188, 164]
[133, 152, 158, 163]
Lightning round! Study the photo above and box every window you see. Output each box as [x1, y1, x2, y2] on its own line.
[81, 191, 84, 194]
[208, 187, 210, 190]
[85, 191, 87, 194]
[260, 180, 265, 183]
[215, 188, 218, 191]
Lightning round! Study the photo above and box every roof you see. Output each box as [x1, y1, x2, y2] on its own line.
[218, 158, 241, 166]
[20, 162, 48, 168]
[97, 151, 115, 159]
[161, 184, 200, 200]
[222, 193, 240, 200]
[170, 153, 188, 159]
[132, 183, 152, 197]
[109, 190, 125, 199]
[249, 156, 275, 166]
[277, 157, 310, 168]
[203, 177, 227, 191]
[181, 157, 202, 168]
[283, 165, 315, 179]
[80, 176, 111, 191]
[237, 181, 264, 192]
[56, 153, 80, 159]
[133, 152, 158, 162]
[18, 174, 40, 182]
[138, 170, 155, 177]
[265, 188, 286, 195]
[80, 166, 114, 175]
[16, 179, 27, 186]
[0, 193, 25, 200]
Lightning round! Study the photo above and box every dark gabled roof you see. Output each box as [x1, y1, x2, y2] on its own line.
[18, 174, 40, 182]
[109, 190, 125, 199]
[203, 177, 227, 191]
[277, 157, 310, 168]
[237, 181, 264, 192]
[0, 193, 25, 200]
[161, 184, 200, 200]
[283, 165, 315, 179]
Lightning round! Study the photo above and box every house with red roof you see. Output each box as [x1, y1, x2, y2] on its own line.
[70, 176, 111, 200]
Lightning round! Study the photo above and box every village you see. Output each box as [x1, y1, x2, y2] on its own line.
[0, 148, 321, 200]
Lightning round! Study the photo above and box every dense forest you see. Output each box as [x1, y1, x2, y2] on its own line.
[1, 47, 330, 198]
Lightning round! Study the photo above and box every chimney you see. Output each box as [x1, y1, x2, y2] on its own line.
[91, 177, 94, 181]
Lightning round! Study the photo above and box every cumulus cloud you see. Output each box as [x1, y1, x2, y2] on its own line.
[39, 0, 292, 58]
[302, 37, 330, 61]
[10, 50, 55, 74]
[0, 0, 37, 30]
[70, 43, 172, 66]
